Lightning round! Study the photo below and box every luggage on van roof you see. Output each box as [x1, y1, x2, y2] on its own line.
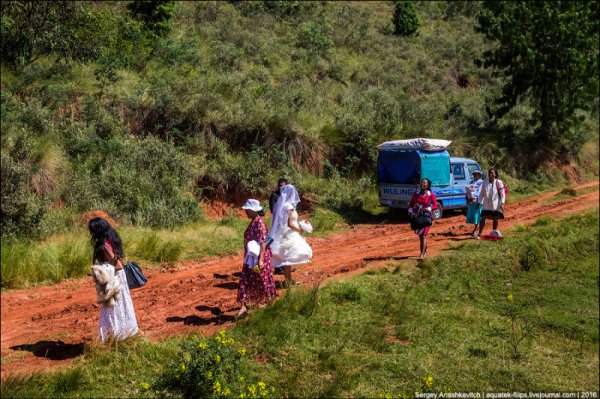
[377, 138, 452, 152]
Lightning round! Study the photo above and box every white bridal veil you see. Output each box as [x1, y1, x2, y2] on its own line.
[269, 184, 300, 242]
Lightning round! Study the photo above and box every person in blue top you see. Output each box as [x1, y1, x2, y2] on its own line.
[465, 169, 484, 237]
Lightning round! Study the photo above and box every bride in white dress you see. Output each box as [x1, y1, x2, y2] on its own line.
[269, 185, 312, 286]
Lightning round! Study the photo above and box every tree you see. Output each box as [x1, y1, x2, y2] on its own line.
[127, 0, 176, 36]
[392, 1, 420, 37]
[477, 1, 599, 164]
[0, 1, 104, 66]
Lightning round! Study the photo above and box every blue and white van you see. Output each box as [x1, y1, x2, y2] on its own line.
[377, 148, 482, 219]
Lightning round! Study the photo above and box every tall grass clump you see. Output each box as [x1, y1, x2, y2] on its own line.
[1, 236, 89, 289]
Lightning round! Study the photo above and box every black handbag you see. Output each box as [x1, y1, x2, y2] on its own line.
[123, 260, 147, 289]
[410, 212, 432, 230]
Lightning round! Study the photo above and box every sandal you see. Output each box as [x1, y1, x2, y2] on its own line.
[234, 309, 248, 320]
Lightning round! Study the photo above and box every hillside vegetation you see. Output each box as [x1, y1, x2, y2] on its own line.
[1, 1, 598, 241]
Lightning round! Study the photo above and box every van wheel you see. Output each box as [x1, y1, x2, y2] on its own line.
[432, 202, 443, 220]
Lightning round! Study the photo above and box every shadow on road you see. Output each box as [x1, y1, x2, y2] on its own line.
[166, 314, 235, 326]
[10, 340, 84, 361]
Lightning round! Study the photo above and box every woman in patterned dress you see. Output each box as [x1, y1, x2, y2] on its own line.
[89, 217, 139, 342]
[236, 199, 277, 318]
[408, 178, 438, 260]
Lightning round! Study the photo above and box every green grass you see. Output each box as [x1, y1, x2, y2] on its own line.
[2, 211, 598, 397]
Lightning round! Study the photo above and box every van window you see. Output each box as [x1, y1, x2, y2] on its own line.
[452, 164, 466, 180]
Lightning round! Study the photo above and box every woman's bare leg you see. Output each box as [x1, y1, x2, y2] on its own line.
[419, 235, 425, 259]
[478, 217, 487, 236]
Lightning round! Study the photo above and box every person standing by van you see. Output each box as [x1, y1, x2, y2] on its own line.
[477, 168, 506, 237]
[466, 169, 484, 237]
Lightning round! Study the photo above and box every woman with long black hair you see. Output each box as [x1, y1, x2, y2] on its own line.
[408, 178, 438, 260]
[89, 217, 139, 342]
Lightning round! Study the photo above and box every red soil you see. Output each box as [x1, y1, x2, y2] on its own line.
[1, 182, 598, 376]
[80, 210, 119, 228]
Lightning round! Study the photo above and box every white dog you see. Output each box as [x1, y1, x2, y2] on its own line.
[91, 263, 122, 307]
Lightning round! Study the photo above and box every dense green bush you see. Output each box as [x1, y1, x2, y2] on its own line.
[127, 0, 176, 36]
[317, 173, 372, 213]
[0, 150, 47, 239]
[63, 135, 200, 228]
[393, 1, 420, 37]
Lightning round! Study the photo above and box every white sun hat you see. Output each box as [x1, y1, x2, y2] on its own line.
[241, 199, 263, 212]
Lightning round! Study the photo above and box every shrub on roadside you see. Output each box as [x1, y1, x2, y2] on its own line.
[1, 144, 48, 239]
[317, 173, 372, 214]
[63, 136, 200, 228]
[162, 330, 277, 398]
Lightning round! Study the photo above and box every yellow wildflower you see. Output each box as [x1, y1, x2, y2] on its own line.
[223, 388, 231, 396]
[197, 342, 208, 350]
[258, 381, 267, 390]
[378, 393, 392, 399]
[204, 370, 213, 380]
[248, 384, 257, 396]
[239, 376, 245, 382]
[141, 383, 150, 391]
[506, 293, 513, 302]
[237, 348, 247, 357]
[240, 394, 247, 399]
[214, 354, 221, 363]
[218, 329, 226, 337]
[271, 387, 275, 393]
[179, 363, 186, 372]
[423, 375, 433, 388]
[213, 381, 222, 395]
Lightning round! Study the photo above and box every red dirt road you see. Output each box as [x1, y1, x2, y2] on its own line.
[1, 182, 598, 376]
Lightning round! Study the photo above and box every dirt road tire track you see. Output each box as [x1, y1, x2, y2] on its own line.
[1, 182, 598, 376]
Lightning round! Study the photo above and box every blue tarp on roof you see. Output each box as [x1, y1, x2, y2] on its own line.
[377, 149, 450, 186]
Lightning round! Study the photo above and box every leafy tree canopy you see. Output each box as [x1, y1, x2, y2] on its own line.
[0, 1, 105, 66]
[477, 1, 599, 163]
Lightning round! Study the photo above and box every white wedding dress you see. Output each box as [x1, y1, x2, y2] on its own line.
[270, 204, 312, 268]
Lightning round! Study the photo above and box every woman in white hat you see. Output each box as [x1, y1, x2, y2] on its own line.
[236, 199, 277, 318]
[269, 185, 313, 287]
[466, 168, 484, 237]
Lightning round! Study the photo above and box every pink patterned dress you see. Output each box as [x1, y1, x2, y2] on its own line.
[237, 216, 277, 305]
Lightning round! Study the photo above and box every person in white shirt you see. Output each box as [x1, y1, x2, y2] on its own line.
[476, 168, 506, 238]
